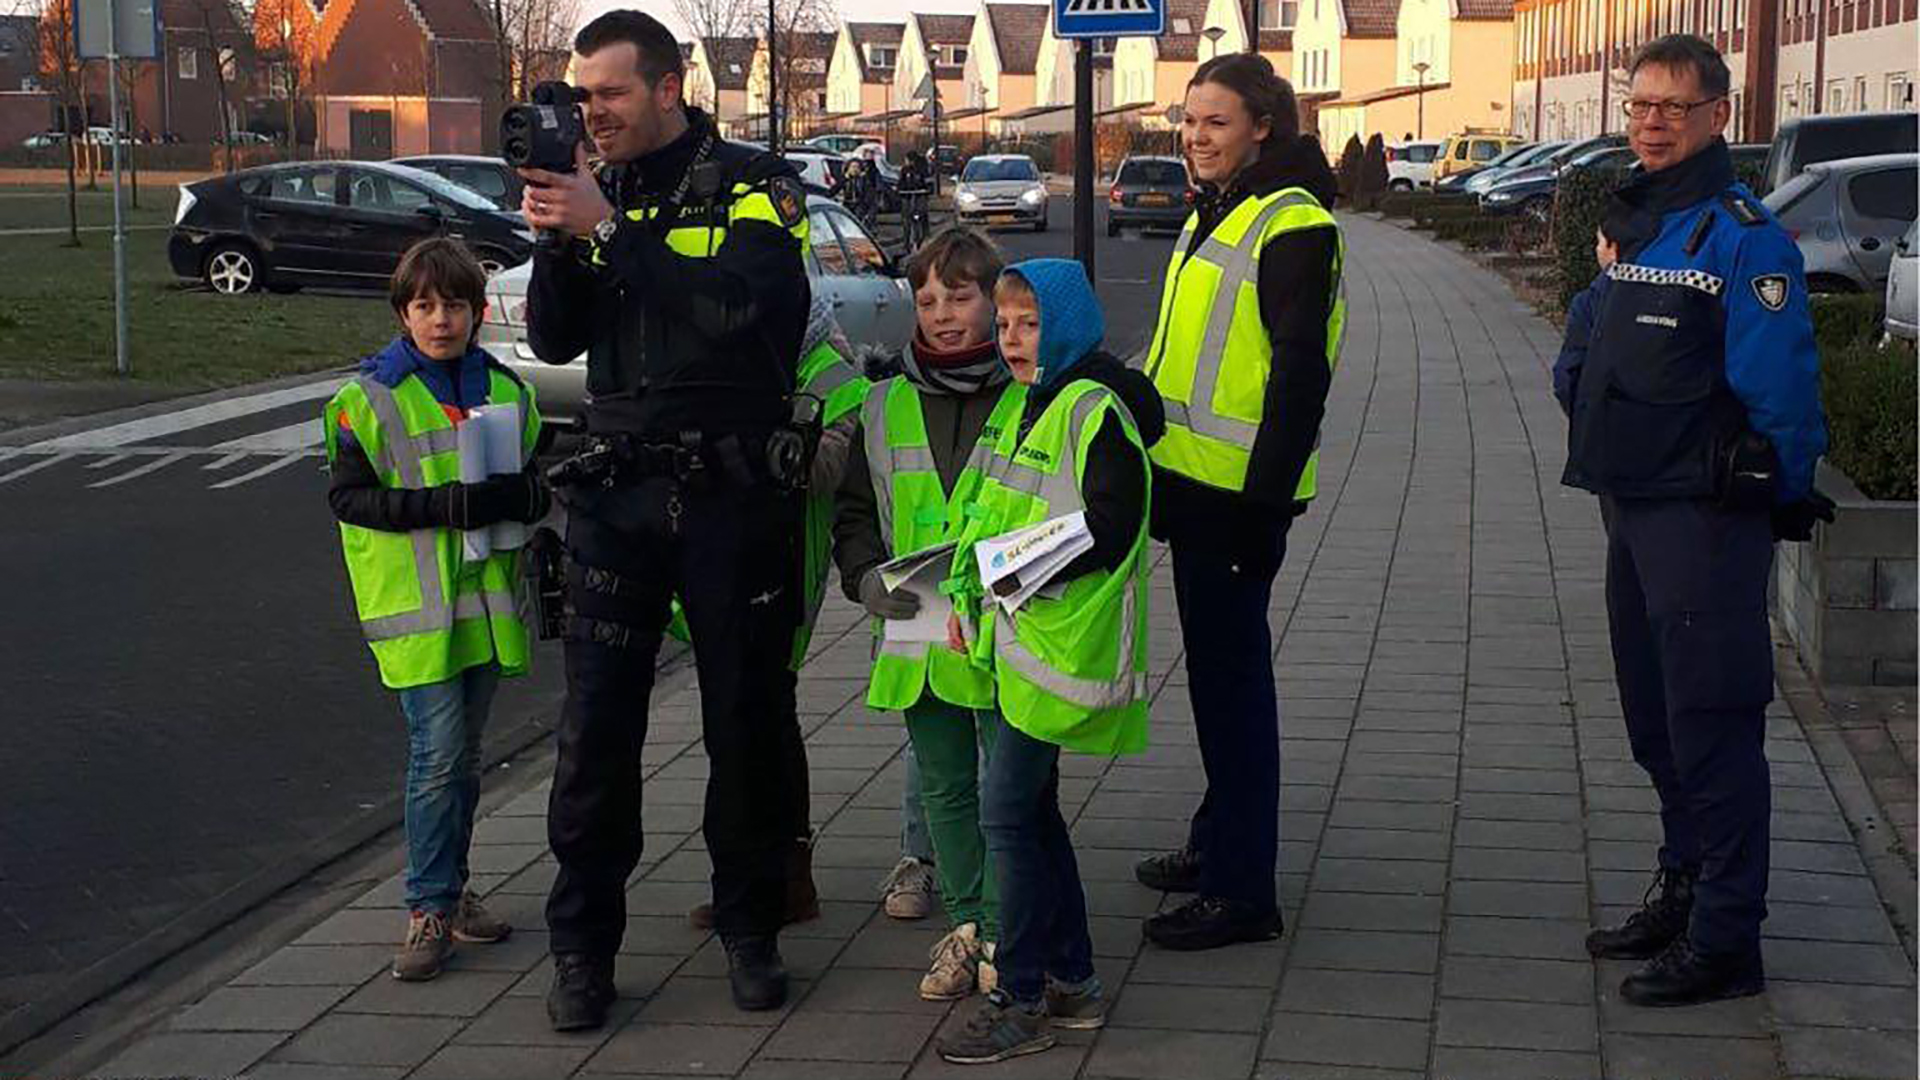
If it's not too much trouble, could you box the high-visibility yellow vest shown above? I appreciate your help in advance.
[592,179,810,265]
[323,369,541,690]
[1143,186,1344,496]
[955,379,1151,755]
[863,377,1029,711]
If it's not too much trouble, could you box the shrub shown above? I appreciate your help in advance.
[1812,293,1885,354]
[1552,164,1629,307]
[1337,135,1364,200]
[1821,337,1917,501]
[1358,134,1389,210]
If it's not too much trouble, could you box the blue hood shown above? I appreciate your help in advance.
[1002,258,1104,390]
[359,335,490,410]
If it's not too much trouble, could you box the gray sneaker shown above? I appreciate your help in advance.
[880,857,936,920]
[937,989,1056,1065]
[1044,974,1107,1030]
[392,910,453,982]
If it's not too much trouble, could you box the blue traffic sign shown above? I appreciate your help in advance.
[1053,0,1165,39]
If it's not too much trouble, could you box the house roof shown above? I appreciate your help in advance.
[409,0,496,40]
[1321,79,1452,106]
[1456,0,1514,19]
[775,31,836,91]
[915,12,975,46]
[848,21,904,83]
[1156,0,1219,61]
[985,4,1048,75]
[161,0,250,36]
[703,36,757,91]
[1341,0,1401,37]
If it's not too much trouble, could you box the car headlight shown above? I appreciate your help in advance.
[1485,190,1515,203]
[956,190,980,206]
[1020,186,1046,205]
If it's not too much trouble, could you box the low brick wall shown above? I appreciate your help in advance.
[1775,461,1919,686]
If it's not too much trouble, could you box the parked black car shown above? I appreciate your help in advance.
[1480,134,1630,218]
[1107,155,1192,236]
[391,154,524,212]
[1760,112,1919,194]
[168,161,534,295]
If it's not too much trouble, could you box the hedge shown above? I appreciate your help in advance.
[1810,294,1914,501]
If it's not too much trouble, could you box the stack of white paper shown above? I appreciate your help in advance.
[974,512,1091,614]
[875,541,958,643]
[457,402,528,561]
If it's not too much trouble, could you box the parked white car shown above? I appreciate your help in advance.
[1887,221,1917,341]
[784,150,847,192]
[1386,141,1442,190]
[480,193,913,429]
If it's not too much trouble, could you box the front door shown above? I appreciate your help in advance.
[349,109,394,160]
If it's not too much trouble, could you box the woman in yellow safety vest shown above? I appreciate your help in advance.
[1133,52,1347,952]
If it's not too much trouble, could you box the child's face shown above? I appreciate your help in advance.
[915,273,995,351]
[995,290,1041,385]
[401,288,479,361]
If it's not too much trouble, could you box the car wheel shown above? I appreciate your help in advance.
[1034,217,1048,233]
[1524,197,1552,224]
[1390,179,1413,192]
[204,243,261,294]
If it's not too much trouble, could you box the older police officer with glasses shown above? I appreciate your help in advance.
[1555,34,1831,1008]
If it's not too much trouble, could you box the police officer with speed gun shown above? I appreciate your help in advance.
[515,9,814,1030]
[1556,34,1831,1009]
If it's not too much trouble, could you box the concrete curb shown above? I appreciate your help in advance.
[1773,632,1919,962]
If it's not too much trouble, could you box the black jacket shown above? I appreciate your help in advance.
[1029,354,1165,577]
[1153,135,1341,529]
[525,108,810,436]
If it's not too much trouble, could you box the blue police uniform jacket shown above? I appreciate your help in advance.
[1561,140,1828,504]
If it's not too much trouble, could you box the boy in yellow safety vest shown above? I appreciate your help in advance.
[936,258,1164,1065]
[323,238,551,983]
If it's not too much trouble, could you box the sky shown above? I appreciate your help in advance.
[573,0,985,43]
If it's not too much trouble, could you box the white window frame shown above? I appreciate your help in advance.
[177,46,198,80]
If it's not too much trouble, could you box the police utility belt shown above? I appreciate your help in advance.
[547,427,813,492]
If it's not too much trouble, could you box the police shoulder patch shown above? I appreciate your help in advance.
[768,175,806,228]
[1720,192,1765,226]
[1752,273,1790,312]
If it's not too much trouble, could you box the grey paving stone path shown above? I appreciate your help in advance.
[83,215,1915,1080]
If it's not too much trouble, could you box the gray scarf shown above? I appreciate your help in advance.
[897,332,1009,397]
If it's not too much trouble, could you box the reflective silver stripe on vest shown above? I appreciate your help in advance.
[990,389,1108,513]
[1159,193,1314,447]
[863,384,952,558]
[361,589,518,640]
[804,359,859,400]
[993,583,1149,709]
[355,377,455,642]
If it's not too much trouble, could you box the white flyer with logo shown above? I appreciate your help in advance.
[974,512,1092,614]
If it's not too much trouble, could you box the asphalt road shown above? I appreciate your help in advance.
[0,195,1179,1055]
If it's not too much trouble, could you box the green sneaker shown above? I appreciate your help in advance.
[1044,974,1107,1030]
[937,989,1055,1065]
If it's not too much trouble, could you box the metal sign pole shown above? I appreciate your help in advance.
[107,0,129,377]
[1072,38,1093,280]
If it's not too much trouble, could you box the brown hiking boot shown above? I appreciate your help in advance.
[689,837,822,929]
[452,889,512,944]
[392,910,454,982]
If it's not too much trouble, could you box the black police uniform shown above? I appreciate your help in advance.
[1561,140,1828,998]
[526,106,813,956]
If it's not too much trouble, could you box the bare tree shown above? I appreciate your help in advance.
[674,0,754,50]
[766,0,836,141]
[254,0,318,156]
[33,0,85,243]
[490,0,579,102]
[179,0,238,169]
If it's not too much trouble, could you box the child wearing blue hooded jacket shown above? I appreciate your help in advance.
[936,259,1165,1065]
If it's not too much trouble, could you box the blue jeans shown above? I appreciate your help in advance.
[979,712,1094,1004]
[397,664,500,916]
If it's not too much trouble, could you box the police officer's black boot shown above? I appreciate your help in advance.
[1586,867,1695,960]
[1620,935,1765,1007]
[546,952,616,1032]
[1134,845,1203,893]
[724,933,790,1011]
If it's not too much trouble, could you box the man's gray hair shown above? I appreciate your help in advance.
[1629,34,1732,99]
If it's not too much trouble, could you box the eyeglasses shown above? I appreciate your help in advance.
[1622,97,1722,120]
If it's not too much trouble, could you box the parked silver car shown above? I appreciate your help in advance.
[1887,222,1917,341]
[480,193,914,428]
[1764,153,1918,294]
[954,154,1049,232]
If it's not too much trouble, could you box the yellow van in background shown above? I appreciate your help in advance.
[1434,130,1525,180]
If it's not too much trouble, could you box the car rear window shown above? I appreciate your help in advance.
[267,170,333,203]
[448,164,508,202]
[1849,167,1918,222]
[1119,160,1186,185]
[1800,116,1919,171]
[1764,170,1825,216]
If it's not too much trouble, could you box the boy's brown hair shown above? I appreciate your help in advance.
[905,226,1004,294]
[390,237,489,318]
[992,270,1036,306]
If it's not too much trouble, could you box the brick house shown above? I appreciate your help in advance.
[308,0,503,157]
[74,0,258,143]
[687,35,756,135]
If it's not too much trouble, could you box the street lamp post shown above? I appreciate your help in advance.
[1412,60,1430,139]
[1202,25,1226,61]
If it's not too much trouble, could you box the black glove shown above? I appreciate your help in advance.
[449,471,551,529]
[1771,489,1837,543]
[1230,499,1295,577]
[858,568,921,620]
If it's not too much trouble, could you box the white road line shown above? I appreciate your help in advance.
[89,451,188,488]
[30,379,342,451]
[0,452,75,484]
[210,454,309,489]
[211,420,322,453]
[85,452,133,470]
[203,452,251,471]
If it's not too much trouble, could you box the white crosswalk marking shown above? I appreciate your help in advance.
[89,452,189,489]
[0,452,74,484]
[212,420,322,453]
[28,378,340,451]
[210,454,310,489]
[203,452,251,471]
[85,452,133,470]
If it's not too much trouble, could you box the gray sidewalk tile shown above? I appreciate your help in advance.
[582,1021,771,1075]
[231,945,391,987]
[1311,856,1449,894]
[274,1014,463,1068]
[1287,930,1440,975]
[1450,847,1587,882]
[97,1032,285,1078]
[1299,892,1446,933]
[335,969,516,1018]
[1086,1027,1260,1080]
[1768,981,1920,1030]
[1434,997,1599,1052]
[1274,968,1434,1020]
[1778,1025,1920,1080]
[749,1062,906,1080]
[1105,982,1270,1033]
[638,974,807,1026]
[1602,1033,1780,1080]
[759,1008,944,1062]
[1319,827,1452,862]
[410,1043,597,1080]
[1445,916,1591,961]
[1262,1012,1430,1071]
[1439,956,1594,1005]
[1256,1063,1424,1080]
[1447,880,1588,919]
[1594,981,1773,1038]
[1428,1046,1603,1080]
[241,1064,409,1080]
[1764,940,1918,986]
[172,985,355,1032]
[1129,940,1288,986]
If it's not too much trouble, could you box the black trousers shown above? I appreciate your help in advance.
[546,476,804,955]
[1603,495,1774,959]
[1167,512,1292,914]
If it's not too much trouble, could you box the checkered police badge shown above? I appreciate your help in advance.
[1752,274,1790,312]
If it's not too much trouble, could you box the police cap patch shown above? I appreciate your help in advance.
[769,176,805,228]
[1752,273,1790,312]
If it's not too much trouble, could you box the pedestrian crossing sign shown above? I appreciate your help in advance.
[1053,0,1165,39]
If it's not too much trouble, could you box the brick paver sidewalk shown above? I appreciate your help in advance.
[87,215,1916,1080]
